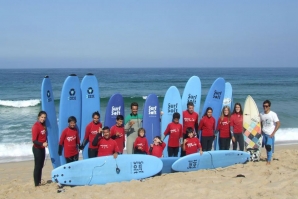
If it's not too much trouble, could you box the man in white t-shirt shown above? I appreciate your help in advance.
[260,100,280,165]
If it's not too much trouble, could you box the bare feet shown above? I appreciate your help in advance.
[266,161,271,165]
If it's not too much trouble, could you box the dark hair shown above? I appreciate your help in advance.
[92,111,100,118]
[131,102,138,109]
[138,128,146,137]
[172,112,180,120]
[154,136,161,140]
[68,116,77,123]
[116,115,124,120]
[102,126,110,131]
[263,100,271,107]
[38,111,47,130]
[187,101,194,107]
[204,107,213,116]
[186,127,194,136]
[232,103,243,115]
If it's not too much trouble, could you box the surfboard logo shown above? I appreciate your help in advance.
[213,90,222,100]
[86,87,94,98]
[187,159,198,169]
[223,98,231,105]
[187,94,197,104]
[111,106,121,116]
[46,90,52,102]
[168,103,178,113]
[148,106,157,116]
[132,161,144,174]
[68,88,76,100]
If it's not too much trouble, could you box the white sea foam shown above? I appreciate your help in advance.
[0,99,40,108]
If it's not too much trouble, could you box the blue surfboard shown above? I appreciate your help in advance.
[80,73,100,159]
[143,94,161,145]
[58,74,82,165]
[162,86,182,157]
[216,82,233,150]
[182,76,201,114]
[199,78,225,150]
[171,150,250,172]
[52,154,163,186]
[160,157,179,174]
[104,93,125,128]
[41,76,61,168]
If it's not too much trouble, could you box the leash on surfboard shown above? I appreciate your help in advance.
[88,160,106,185]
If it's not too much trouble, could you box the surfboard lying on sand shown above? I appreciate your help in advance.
[58,74,82,165]
[162,86,182,157]
[243,95,262,161]
[171,150,250,172]
[52,154,163,186]
[143,93,161,146]
[80,73,100,159]
[41,76,60,168]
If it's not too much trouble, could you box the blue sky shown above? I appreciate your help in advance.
[0,1,297,68]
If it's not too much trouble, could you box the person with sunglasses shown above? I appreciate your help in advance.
[260,100,280,165]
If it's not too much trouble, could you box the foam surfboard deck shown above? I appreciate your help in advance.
[171,150,250,172]
[143,93,161,145]
[243,95,262,152]
[52,154,163,186]
[199,78,225,150]
[160,157,179,174]
[58,74,82,165]
[80,73,100,159]
[41,76,61,168]
[104,93,125,128]
[162,86,182,157]
[182,76,201,114]
[216,82,233,150]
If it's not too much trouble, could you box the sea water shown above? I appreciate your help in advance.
[0,67,297,163]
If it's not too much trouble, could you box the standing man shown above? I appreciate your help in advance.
[181,102,199,157]
[260,100,280,165]
[125,102,143,154]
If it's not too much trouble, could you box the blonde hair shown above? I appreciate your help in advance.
[220,106,231,122]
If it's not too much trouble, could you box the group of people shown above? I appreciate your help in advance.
[31,100,280,186]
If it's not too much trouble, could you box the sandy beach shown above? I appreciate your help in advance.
[1,144,297,199]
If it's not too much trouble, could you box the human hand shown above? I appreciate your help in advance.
[113,152,118,159]
[232,137,235,142]
[150,144,153,147]
[129,120,135,126]
[43,142,48,147]
[98,127,102,133]
[199,150,203,156]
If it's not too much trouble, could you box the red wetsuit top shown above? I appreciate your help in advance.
[134,136,149,154]
[230,113,243,134]
[84,121,102,149]
[198,116,216,137]
[150,142,166,158]
[93,137,120,157]
[163,122,183,147]
[110,125,125,153]
[59,127,80,158]
[184,137,202,155]
[217,116,231,138]
[183,110,199,134]
[32,122,47,149]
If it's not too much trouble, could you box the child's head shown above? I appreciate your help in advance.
[116,115,124,126]
[153,136,161,145]
[138,128,146,137]
[204,107,213,117]
[186,127,194,138]
[172,112,180,123]
[92,111,100,123]
[68,116,77,129]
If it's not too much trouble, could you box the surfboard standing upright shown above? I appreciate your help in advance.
[162,86,182,157]
[143,93,161,146]
[243,95,262,161]
[182,76,201,114]
[41,76,61,168]
[104,93,125,128]
[80,73,100,159]
[58,74,82,165]
[199,78,225,150]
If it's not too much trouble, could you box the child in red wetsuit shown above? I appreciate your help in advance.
[80,111,102,158]
[198,107,216,151]
[183,127,203,155]
[149,136,166,158]
[110,115,125,154]
[230,103,244,151]
[216,106,231,150]
[92,126,120,158]
[133,128,149,154]
[163,112,183,157]
[58,116,80,163]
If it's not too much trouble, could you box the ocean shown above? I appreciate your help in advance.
[0,67,297,163]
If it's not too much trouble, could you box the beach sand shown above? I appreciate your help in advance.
[1,144,297,199]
